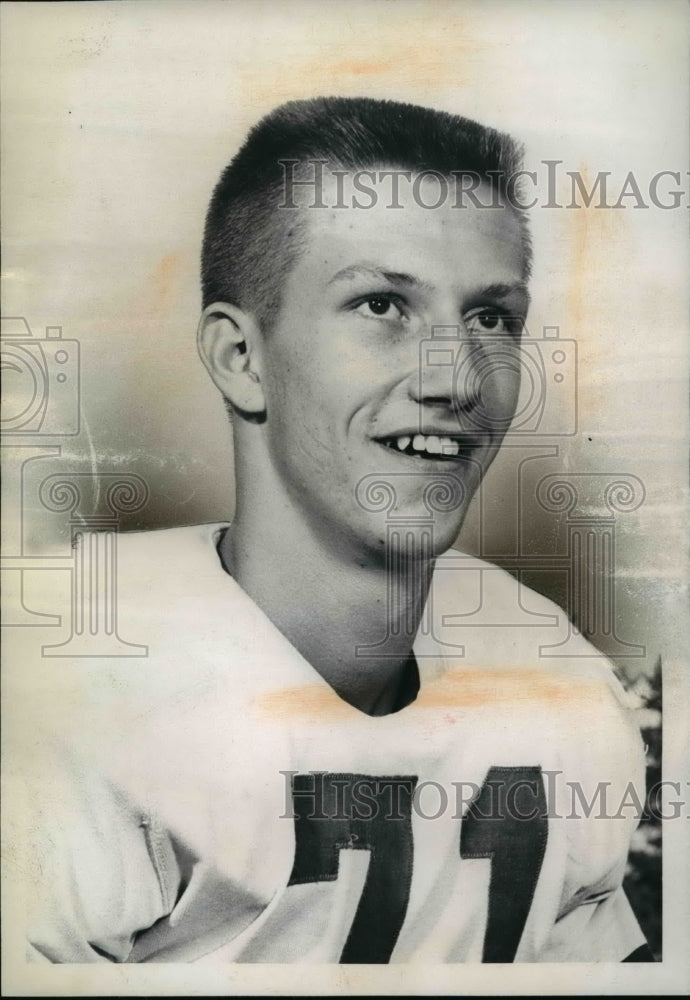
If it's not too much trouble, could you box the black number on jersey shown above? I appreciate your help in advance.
[460,765,548,962]
[288,767,547,963]
[288,773,417,963]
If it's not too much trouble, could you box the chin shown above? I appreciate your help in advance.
[356,507,468,566]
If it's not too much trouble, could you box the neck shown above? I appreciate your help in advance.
[221,492,432,716]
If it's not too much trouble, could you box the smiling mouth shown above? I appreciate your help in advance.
[375,433,484,461]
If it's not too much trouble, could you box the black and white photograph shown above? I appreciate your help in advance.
[2,1,688,995]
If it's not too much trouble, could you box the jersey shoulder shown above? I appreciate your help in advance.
[430,547,639,706]
[426,549,646,782]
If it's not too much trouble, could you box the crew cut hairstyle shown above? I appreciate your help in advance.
[202,96,531,331]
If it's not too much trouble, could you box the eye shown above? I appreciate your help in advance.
[464,310,524,338]
[354,294,407,320]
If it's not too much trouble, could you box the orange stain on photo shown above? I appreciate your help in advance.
[256,683,355,721]
[152,251,183,310]
[415,667,597,710]
[242,23,477,118]
[565,165,628,361]
[256,667,599,720]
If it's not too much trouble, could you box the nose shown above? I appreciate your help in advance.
[409,323,481,414]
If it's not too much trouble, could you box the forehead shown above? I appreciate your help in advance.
[288,169,526,290]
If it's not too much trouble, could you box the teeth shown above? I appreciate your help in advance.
[384,433,470,457]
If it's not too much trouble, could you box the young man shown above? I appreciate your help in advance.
[21,97,650,963]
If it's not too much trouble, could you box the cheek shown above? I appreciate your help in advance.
[262,341,318,420]
[473,353,522,423]
[502,366,522,410]
[263,358,344,473]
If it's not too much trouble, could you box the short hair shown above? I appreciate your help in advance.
[202,96,530,330]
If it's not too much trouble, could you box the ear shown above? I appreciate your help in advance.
[197,302,265,415]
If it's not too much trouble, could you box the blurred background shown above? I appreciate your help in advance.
[3,0,689,961]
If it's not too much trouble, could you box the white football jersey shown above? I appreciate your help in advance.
[9,524,647,963]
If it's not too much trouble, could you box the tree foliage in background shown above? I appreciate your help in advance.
[623,656,662,961]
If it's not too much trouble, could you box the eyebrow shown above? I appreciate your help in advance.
[328,265,529,308]
[470,281,531,312]
[478,281,530,300]
[328,264,434,292]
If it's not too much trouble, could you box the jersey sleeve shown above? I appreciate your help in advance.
[537,880,646,962]
[537,655,650,962]
[22,737,173,963]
